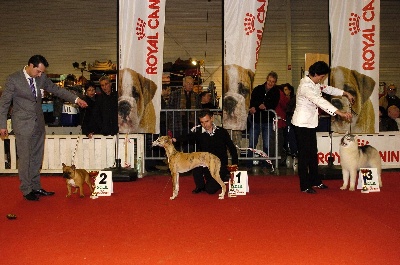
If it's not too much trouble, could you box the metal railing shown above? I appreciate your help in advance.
[145,108,281,174]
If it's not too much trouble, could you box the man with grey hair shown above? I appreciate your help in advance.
[247,71,280,172]
[94,75,118,136]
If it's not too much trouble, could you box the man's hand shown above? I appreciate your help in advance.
[0,128,9,140]
[76,98,88,108]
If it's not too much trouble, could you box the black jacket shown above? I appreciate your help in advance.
[177,125,239,167]
[249,83,280,123]
[94,91,118,136]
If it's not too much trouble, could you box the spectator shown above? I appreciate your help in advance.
[94,75,118,136]
[387,105,400,129]
[274,85,290,166]
[81,81,100,138]
[284,83,298,158]
[199,91,217,109]
[247,71,280,171]
[173,109,238,194]
[379,83,400,110]
[379,106,398,132]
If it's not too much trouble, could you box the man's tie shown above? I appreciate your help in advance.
[28,77,37,100]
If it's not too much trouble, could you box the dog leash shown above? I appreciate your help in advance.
[161,176,171,197]
[70,100,87,165]
[71,135,81,165]
[349,105,358,134]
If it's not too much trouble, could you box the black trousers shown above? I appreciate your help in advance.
[193,166,229,194]
[293,126,322,190]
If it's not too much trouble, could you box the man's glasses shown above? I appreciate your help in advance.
[388,88,396,91]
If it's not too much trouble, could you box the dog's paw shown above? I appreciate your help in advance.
[80,195,85,198]
[339,186,347,190]
[218,194,225,199]
[349,187,355,191]
[169,196,176,200]
[66,194,71,197]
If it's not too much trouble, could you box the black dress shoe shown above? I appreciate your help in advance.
[302,188,317,194]
[24,191,39,201]
[313,183,328,189]
[33,189,55,196]
[192,187,205,194]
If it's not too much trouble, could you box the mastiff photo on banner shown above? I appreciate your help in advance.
[329,0,380,133]
[118,0,166,134]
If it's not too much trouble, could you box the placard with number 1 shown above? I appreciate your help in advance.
[229,171,249,195]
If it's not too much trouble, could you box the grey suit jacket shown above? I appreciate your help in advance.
[0,70,78,136]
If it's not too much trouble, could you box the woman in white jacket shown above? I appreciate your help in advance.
[292,61,354,194]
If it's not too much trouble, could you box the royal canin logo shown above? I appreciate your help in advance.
[136,18,146,40]
[244,13,255,35]
[348,12,361,35]
[357,138,370,146]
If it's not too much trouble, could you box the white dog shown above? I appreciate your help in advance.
[339,133,382,191]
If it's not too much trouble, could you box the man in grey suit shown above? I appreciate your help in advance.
[0,55,88,201]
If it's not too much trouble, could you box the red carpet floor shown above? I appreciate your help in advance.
[0,172,399,265]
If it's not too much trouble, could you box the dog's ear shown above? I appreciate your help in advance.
[62,163,66,167]
[137,72,157,104]
[349,69,376,103]
[71,165,76,170]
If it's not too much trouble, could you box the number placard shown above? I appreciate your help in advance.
[228,171,249,196]
[357,168,380,193]
[93,171,114,196]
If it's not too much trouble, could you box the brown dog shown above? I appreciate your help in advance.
[223,64,254,131]
[62,163,93,198]
[152,136,225,200]
[118,68,157,133]
[330,66,376,133]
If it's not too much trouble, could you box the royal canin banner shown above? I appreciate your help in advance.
[223,0,269,130]
[317,132,400,168]
[329,0,380,134]
[118,0,165,134]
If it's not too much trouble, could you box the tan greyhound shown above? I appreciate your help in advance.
[152,136,225,200]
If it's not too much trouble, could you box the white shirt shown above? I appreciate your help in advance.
[292,76,344,128]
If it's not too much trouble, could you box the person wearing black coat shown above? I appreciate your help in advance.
[81,81,100,137]
[247,71,281,169]
[174,109,238,194]
[94,76,118,136]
